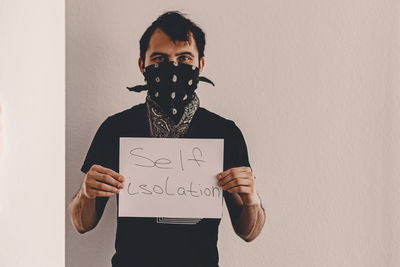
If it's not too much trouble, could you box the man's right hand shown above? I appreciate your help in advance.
[81,164,125,199]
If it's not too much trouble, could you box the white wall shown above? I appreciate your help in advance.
[65,0,400,267]
[0,0,65,266]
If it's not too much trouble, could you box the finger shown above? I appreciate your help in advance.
[226,185,253,194]
[217,168,233,180]
[88,186,116,197]
[230,168,254,180]
[218,172,249,184]
[217,170,232,184]
[218,174,248,187]
[217,171,253,186]
[217,167,250,180]
[221,177,253,188]
[92,171,124,189]
[221,178,253,190]
[93,164,125,182]
[88,180,120,194]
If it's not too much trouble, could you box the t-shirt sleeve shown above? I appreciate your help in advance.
[80,117,117,174]
[224,121,253,172]
[223,121,255,206]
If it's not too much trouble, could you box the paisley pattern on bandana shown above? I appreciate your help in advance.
[145,91,199,138]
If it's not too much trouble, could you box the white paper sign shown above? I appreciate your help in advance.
[118,137,224,218]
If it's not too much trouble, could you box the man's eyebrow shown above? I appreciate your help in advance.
[175,52,194,57]
[149,51,195,58]
[150,52,168,58]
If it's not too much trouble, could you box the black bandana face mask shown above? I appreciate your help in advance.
[127,61,214,123]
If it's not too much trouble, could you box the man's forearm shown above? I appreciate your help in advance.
[68,187,97,234]
[234,196,266,242]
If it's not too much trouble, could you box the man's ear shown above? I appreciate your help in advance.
[138,57,144,74]
[199,56,205,74]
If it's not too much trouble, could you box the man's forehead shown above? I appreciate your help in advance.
[147,28,198,55]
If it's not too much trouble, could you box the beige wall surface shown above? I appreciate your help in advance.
[66,1,400,267]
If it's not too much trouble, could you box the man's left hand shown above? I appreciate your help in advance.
[216,167,260,206]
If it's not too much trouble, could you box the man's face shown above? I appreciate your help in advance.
[139,27,204,74]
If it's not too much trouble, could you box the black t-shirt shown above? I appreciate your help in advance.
[80,103,252,267]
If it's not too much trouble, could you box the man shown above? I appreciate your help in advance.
[68,11,266,267]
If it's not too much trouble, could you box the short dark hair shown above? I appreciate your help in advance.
[139,11,206,65]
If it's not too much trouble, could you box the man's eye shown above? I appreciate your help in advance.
[178,56,192,62]
[153,56,166,62]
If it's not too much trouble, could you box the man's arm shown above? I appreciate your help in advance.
[68,164,124,234]
[224,190,266,242]
[219,121,266,241]
[217,167,266,242]
[68,187,99,234]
